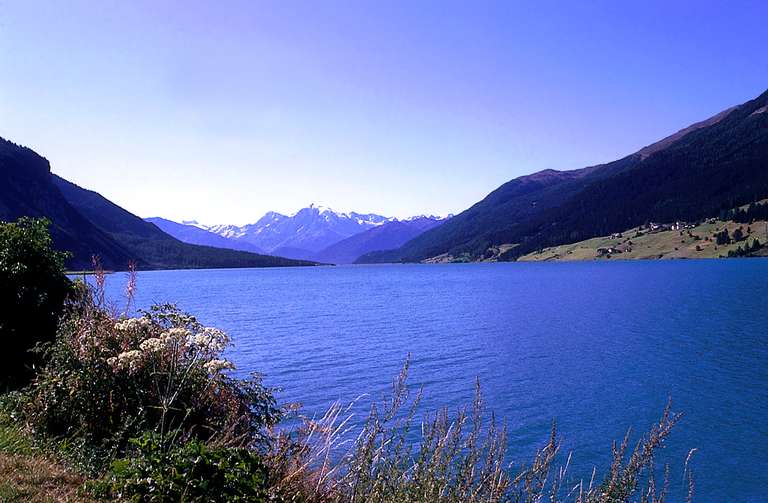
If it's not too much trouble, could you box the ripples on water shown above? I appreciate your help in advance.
[98,260,768,502]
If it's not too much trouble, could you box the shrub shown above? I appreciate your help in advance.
[91,432,272,502]
[714,229,730,245]
[24,290,281,470]
[0,218,72,389]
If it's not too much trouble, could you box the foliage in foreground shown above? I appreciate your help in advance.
[90,432,271,502]
[0,217,72,390]
[24,279,281,473]
[0,403,90,502]
[17,289,693,501]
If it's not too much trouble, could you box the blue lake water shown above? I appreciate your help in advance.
[95,260,768,501]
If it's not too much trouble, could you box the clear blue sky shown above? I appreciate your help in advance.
[1,1,766,224]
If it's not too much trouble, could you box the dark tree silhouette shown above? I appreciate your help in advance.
[0,218,73,389]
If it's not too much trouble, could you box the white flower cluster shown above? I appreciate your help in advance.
[167,327,192,340]
[107,349,142,373]
[105,318,233,377]
[114,317,151,332]
[137,327,192,354]
[204,358,236,374]
[138,337,165,353]
[188,327,230,355]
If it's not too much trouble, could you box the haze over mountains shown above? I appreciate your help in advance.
[0,133,447,268]
[149,208,450,263]
[206,205,393,260]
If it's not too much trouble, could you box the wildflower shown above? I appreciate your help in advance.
[114,317,151,332]
[162,327,191,343]
[138,337,165,353]
[191,327,230,354]
[116,350,142,373]
[204,358,236,374]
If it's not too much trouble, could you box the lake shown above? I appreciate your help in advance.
[94,260,768,501]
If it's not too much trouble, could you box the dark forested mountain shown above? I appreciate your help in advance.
[52,176,317,269]
[0,137,316,270]
[313,216,447,264]
[0,138,136,269]
[145,217,265,254]
[361,89,768,263]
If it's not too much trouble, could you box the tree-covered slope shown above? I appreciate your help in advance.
[52,175,318,270]
[361,89,768,263]
[0,138,135,269]
[0,137,317,270]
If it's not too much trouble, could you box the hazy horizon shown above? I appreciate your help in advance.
[2,1,767,225]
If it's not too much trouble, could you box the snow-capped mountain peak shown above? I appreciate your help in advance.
[148,206,447,263]
[179,205,445,261]
[199,205,393,256]
[401,214,453,222]
[180,219,211,230]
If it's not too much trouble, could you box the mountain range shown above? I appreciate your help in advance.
[204,205,392,258]
[3,88,767,269]
[0,137,317,270]
[145,217,266,254]
[149,209,449,264]
[359,88,768,263]
[317,216,446,264]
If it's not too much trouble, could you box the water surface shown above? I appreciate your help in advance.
[97,260,768,501]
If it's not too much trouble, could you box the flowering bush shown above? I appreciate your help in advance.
[24,294,281,466]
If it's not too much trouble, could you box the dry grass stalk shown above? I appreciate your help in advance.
[0,452,92,502]
[267,359,692,503]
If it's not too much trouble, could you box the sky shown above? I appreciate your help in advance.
[1,1,767,225]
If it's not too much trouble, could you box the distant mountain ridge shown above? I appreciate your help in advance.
[0,137,317,270]
[316,216,448,264]
[360,88,768,263]
[151,210,450,263]
[145,217,265,254]
[200,204,392,259]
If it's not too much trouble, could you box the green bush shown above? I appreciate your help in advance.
[24,294,281,471]
[91,432,272,502]
[0,218,72,389]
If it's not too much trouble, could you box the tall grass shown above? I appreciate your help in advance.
[268,358,693,502]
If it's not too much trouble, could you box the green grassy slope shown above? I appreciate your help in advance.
[516,219,767,262]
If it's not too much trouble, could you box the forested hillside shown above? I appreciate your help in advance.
[0,137,317,270]
[360,89,768,263]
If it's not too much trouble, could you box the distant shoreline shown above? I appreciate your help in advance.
[66,270,115,276]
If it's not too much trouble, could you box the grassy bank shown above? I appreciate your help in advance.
[518,218,768,262]
[0,418,90,502]
[421,200,768,264]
